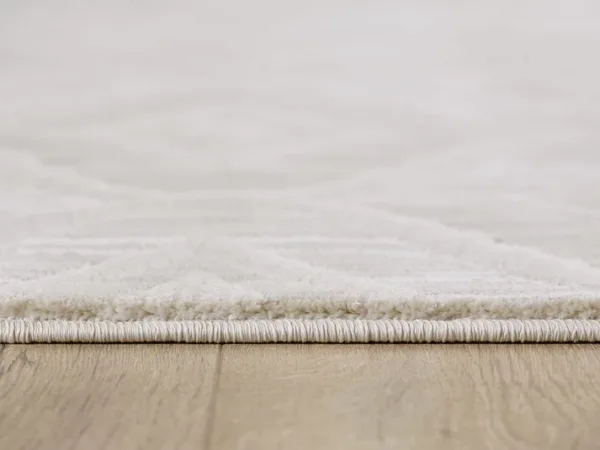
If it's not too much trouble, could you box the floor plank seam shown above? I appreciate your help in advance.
[204,345,223,450]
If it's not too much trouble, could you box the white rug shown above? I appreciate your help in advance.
[1,0,600,342]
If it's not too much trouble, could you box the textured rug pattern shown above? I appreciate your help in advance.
[1,1,600,341]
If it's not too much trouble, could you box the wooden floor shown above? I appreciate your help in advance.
[0,344,599,450]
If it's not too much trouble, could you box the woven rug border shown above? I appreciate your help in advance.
[1,319,600,343]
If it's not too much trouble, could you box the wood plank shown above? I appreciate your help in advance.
[0,344,220,450]
[210,344,600,450]
[2,344,599,450]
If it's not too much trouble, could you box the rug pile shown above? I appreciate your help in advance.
[1,0,599,342]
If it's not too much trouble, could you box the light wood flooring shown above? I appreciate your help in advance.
[0,344,599,450]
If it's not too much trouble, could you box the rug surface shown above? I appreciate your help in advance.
[2,0,600,342]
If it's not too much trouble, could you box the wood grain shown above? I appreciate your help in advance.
[210,344,600,450]
[0,344,220,450]
[1,344,600,450]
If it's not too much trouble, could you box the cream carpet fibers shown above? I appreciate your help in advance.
[1,0,600,342]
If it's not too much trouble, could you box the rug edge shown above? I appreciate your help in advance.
[1,318,600,343]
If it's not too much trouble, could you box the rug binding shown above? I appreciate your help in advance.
[1,319,600,343]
